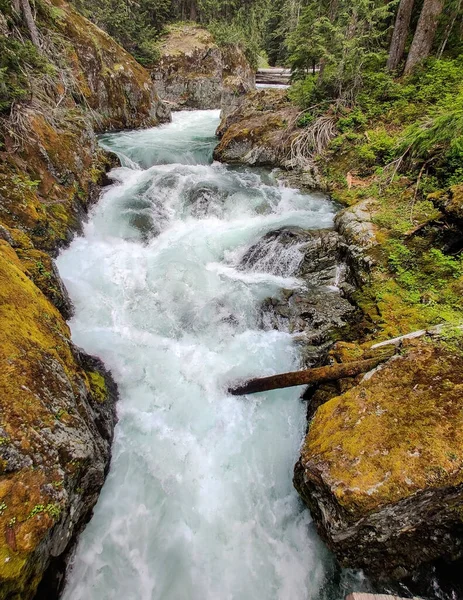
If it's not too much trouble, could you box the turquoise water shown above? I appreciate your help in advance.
[58,110,345,600]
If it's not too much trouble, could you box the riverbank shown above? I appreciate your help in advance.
[0,1,170,596]
[213,76,463,594]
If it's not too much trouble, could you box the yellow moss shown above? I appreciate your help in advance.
[0,243,82,585]
[0,545,27,581]
[302,339,463,517]
[87,371,108,403]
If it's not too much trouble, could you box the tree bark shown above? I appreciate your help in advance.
[228,357,388,396]
[19,0,41,49]
[404,0,444,75]
[387,0,415,71]
[189,0,197,21]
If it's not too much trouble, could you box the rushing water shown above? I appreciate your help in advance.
[57,110,349,600]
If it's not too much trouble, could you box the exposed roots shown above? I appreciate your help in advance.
[289,113,338,169]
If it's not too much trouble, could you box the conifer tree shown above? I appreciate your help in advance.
[404,0,445,73]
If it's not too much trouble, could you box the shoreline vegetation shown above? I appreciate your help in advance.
[1,0,462,597]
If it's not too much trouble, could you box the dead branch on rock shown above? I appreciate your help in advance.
[370,324,463,349]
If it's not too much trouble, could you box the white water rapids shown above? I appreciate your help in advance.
[57,110,353,600]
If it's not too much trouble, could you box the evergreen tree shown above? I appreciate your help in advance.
[387,0,415,71]
[404,0,445,73]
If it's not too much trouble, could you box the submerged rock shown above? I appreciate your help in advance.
[151,24,255,112]
[294,338,463,581]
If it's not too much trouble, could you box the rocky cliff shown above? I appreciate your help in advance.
[0,1,169,597]
[151,24,255,112]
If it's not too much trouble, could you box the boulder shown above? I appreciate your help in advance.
[294,337,463,580]
[214,88,298,167]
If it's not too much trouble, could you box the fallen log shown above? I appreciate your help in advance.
[228,356,388,396]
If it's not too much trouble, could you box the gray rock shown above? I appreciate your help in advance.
[151,25,255,111]
[240,227,356,367]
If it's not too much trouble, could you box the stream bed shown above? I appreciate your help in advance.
[57,110,358,600]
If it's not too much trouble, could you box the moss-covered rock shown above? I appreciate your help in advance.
[0,242,117,599]
[294,337,463,580]
[151,24,254,111]
[214,88,298,167]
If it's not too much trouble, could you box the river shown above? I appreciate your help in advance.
[57,110,357,600]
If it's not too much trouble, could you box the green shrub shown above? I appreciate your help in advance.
[337,109,367,132]
[288,75,317,109]
[0,36,50,113]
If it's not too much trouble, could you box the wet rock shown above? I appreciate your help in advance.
[151,25,254,111]
[241,228,356,367]
[214,89,298,168]
[294,338,463,581]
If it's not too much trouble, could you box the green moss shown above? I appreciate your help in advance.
[303,339,463,517]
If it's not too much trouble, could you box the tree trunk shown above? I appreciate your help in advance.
[189,0,197,21]
[228,357,388,396]
[19,0,41,49]
[387,0,415,71]
[404,0,444,74]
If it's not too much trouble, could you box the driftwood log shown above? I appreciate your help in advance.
[228,356,387,396]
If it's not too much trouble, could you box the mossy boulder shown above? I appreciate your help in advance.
[429,184,463,222]
[214,88,298,167]
[0,242,117,599]
[151,24,254,111]
[294,338,463,580]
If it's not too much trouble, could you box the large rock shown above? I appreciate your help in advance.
[240,227,356,366]
[214,88,298,167]
[151,24,255,111]
[0,242,117,599]
[294,338,463,581]
[0,1,168,596]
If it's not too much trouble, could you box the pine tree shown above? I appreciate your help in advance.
[387,0,415,71]
[404,0,445,74]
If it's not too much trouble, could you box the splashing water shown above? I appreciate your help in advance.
[57,110,344,600]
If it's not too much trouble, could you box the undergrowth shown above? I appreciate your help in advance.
[308,57,463,339]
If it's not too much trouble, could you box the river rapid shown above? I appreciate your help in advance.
[57,110,356,600]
